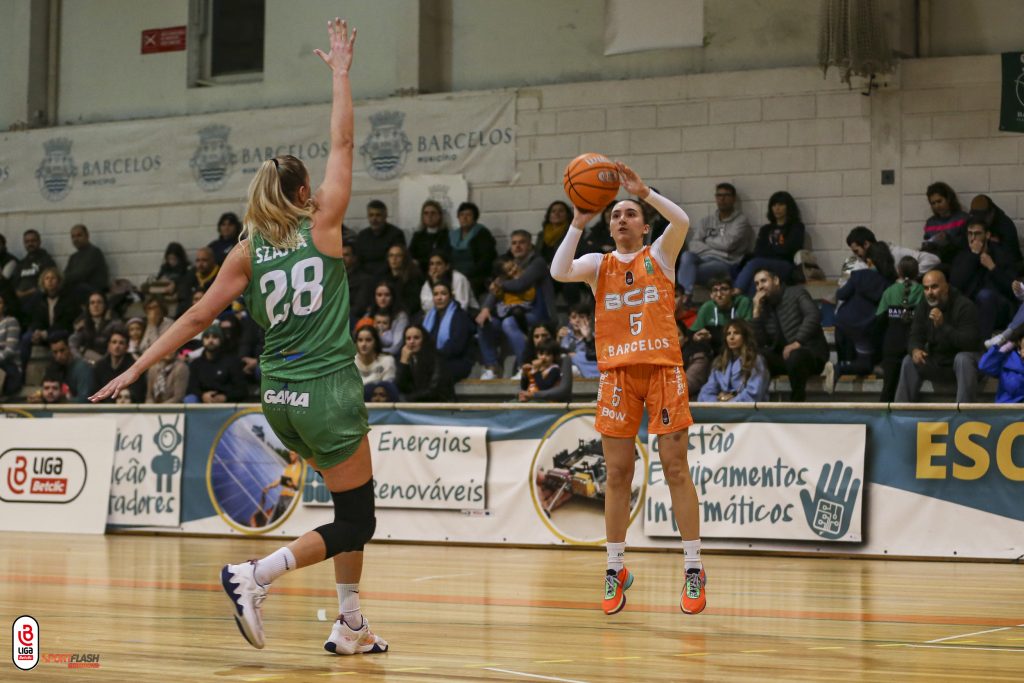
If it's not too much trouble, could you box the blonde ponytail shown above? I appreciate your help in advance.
[242,156,314,250]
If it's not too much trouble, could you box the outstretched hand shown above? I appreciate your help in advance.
[615,161,649,199]
[314,17,356,73]
[89,366,142,403]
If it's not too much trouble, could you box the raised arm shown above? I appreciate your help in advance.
[616,163,690,271]
[312,18,357,242]
[89,245,253,402]
[550,209,601,287]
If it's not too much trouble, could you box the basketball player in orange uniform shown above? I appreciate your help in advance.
[551,163,706,615]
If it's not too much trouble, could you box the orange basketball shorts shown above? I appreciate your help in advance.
[594,364,694,438]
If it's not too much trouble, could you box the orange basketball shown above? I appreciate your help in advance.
[563,153,620,212]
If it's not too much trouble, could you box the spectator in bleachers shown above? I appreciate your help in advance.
[409,199,450,273]
[38,374,66,404]
[895,268,981,403]
[177,246,219,313]
[384,244,423,316]
[419,249,478,314]
[678,183,752,303]
[518,340,570,402]
[13,229,56,308]
[396,323,454,402]
[126,317,145,357]
[734,191,806,295]
[69,291,121,362]
[0,234,20,323]
[342,243,374,329]
[577,201,617,256]
[831,242,897,382]
[537,200,587,307]
[877,256,924,402]
[839,225,940,288]
[970,194,1021,259]
[698,320,768,403]
[142,242,189,314]
[950,217,1018,338]
[450,201,498,297]
[20,267,78,368]
[354,325,397,400]
[184,324,247,404]
[677,322,713,398]
[367,281,408,356]
[355,199,406,281]
[208,212,242,265]
[535,201,573,264]
[978,332,1024,404]
[233,302,264,382]
[476,230,555,379]
[146,347,189,404]
[421,280,475,382]
[63,224,110,306]
[91,329,145,404]
[0,291,23,397]
[38,332,93,403]
[139,297,174,353]
[522,322,554,368]
[558,301,599,379]
[921,181,969,264]
[690,275,753,357]
[751,268,828,402]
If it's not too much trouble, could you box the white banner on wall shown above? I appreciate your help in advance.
[311,424,488,510]
[645,423,866,541]
[398,174,468,235]
[107,414,184,526]
[0,418,116,534]
[605,0,704,55]
[0,92,515,213]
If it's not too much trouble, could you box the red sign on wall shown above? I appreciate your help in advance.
[141,26,187,54]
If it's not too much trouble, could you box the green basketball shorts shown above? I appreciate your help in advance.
[261,363,369,470]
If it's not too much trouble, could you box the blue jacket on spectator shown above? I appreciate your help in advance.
[697,356,769,403]
[978,344,1024,403]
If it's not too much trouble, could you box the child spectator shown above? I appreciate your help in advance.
[367,281,409,356]
[832,242,897,381]
[978,333,1024,403]
[558,301,599,378]
[876,256,924,402]
[519,340,571,402]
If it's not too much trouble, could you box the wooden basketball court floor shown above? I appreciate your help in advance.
[2,532,1022,682]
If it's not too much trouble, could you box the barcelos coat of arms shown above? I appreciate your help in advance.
[35,137,77,202]
[190,124,237,192]
[359,110,411,180]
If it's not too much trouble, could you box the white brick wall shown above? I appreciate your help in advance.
[2,55,1020,287]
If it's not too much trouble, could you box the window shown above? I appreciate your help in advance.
[189,0,265,86]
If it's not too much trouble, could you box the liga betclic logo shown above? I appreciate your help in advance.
[12,616,38,671]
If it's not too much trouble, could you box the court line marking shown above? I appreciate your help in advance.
[484,668,589,683]
[741,649,778,654]
[674,652,709,657]
[2,572,1021,628]
[808,646,844,650]
[927,626,1012,643]
[534,659,574,664]
[908,644,1024,654]
[412,572,476,582]
[315,673,356,677]
[603,656,641,660]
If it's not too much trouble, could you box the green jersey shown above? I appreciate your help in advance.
[246,219,355,381]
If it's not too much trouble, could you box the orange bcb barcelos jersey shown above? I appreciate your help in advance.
[594,246,681,370]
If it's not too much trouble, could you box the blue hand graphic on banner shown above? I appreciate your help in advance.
[800,460,861,540]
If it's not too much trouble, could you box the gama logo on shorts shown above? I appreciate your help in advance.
[12,615,39,670]
[0,449,87,504]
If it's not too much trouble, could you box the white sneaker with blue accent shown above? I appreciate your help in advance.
[221,561,268,649]
[324,616,389,655]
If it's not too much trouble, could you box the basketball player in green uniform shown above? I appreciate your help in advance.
[91,18,385,655]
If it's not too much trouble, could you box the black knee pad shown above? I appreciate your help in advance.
[314,479,376,558]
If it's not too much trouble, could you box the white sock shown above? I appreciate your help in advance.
[606,541,626,572]
[337,583,362,628]
[683,539,702,572]
[254,547,296,586]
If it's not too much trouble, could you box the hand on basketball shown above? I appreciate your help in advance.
[89,366,142,403]
[571,208,598,228]
[314,17,356,73]
[615,162,649,199]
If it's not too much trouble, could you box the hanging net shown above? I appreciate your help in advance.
[818,0,896,84]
